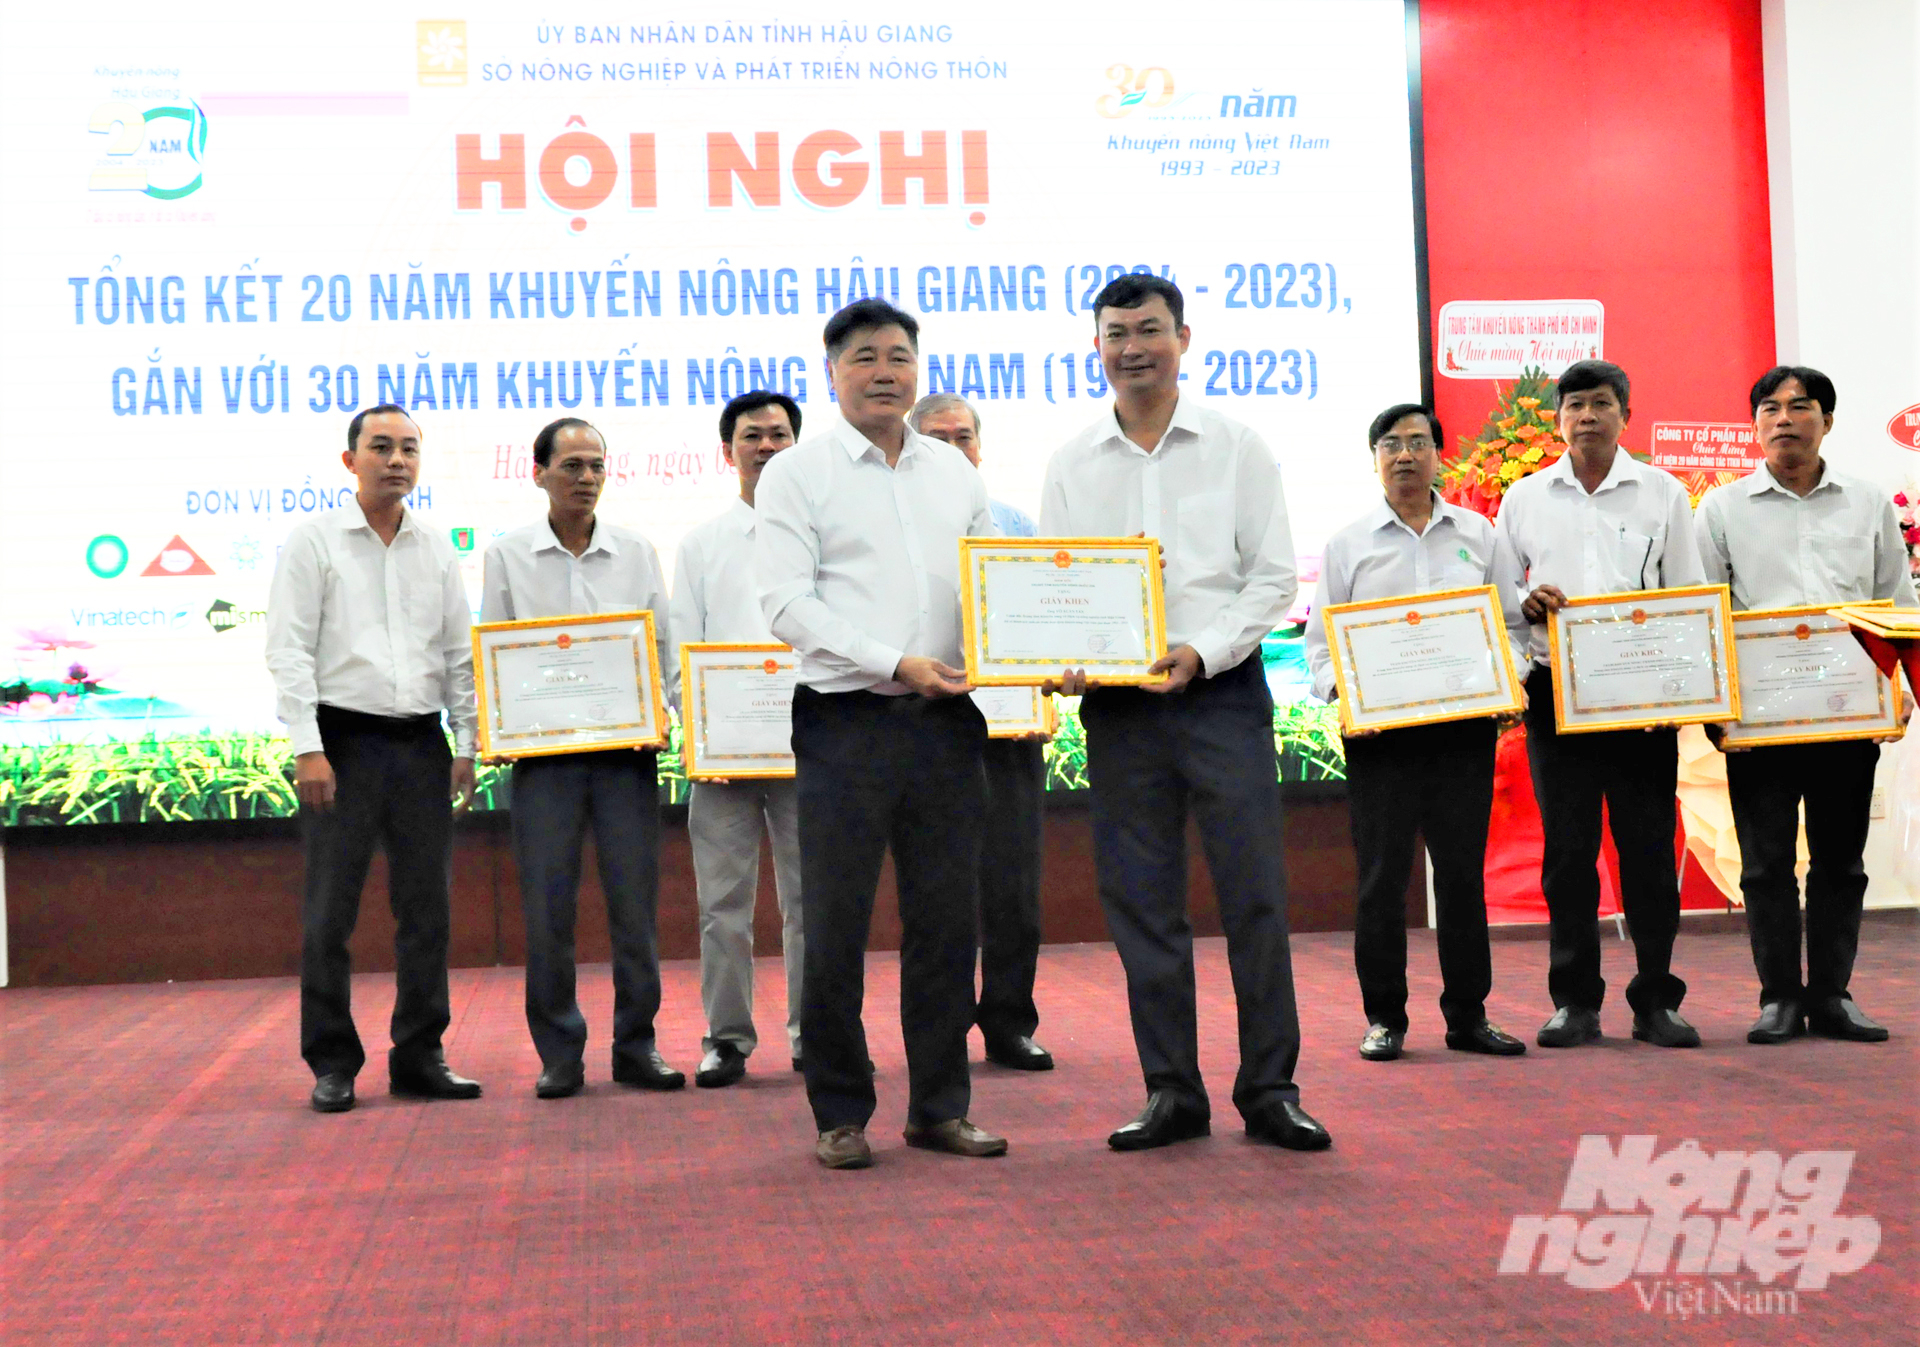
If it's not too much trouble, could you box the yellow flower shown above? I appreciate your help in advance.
[1497,460,1524,482]
[1522,447,1544,463]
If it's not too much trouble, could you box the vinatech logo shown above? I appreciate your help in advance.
[1498,1135,1880,1319]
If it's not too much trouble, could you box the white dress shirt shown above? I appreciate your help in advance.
[1694,462,1919,611]
[672,498,773,647]
[1491,449,1707,664]
[265,498,477,757]
[479,515,677,703]
[754,419,993,694]
[1304,492,1523,701]
[1039,396,1297,677]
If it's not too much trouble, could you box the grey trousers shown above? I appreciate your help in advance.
[688,779,804,1056]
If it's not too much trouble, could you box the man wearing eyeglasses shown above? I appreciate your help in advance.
[1490,360,1707,1050]
[480,417,684,1099]
[1305,403,1528,1063]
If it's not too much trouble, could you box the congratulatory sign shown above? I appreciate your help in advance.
[0,0,1421,823]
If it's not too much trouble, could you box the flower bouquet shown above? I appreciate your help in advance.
[1437,367,1566,520]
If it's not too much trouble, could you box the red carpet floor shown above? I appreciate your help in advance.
[4,921,1915,1345]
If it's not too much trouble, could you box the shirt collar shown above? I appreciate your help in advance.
[1096,394,1202,455]
[1544,447,1639,496]
[1368,490,1454,536]
[533,516,617,557]
[1746,460,1839,498]
[336,496,419,537]
[834,418,930,467]
[727,496,757,533]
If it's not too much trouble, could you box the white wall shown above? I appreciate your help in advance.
[1764,0,1920,906]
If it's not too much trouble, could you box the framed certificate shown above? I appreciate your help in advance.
[970,684,1058,739]
[958,537,1168,686]
[679,642,800,779]
[473,610,667,758]
[1724,604,1904,747]
[1321,585,1524,734]
[1548,585,1740,733]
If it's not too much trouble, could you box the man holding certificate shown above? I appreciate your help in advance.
[1305,404,1528,1063]
[266,404,482,1113]
[910,392,1056,1073]
[1695,366,1917,1045]
[671,390,807,1087]
[480,416,684,1100]
[755,299,1007,1170]
[1490,360,1707,1050]
[1040,275,1330,1154]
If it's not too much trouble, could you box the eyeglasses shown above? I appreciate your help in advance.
[1374,437,1436,455]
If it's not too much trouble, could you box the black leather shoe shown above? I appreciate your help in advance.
[1807,997,1889,1042]
[1358,1024,1403,1061]
[535,1060,586,1099]
[984,1034,1055,1071]
[1537,1007,1602,1048]
[1446,1021,1527,1056]
[1245,1101,1333,1151]
[1747,1000,1804,1045]
[310,1072,355,1113]
[1107,1091,1210,1151]
[1632,1008,1702,1048]
[695,1042,748,1088]
[612,1047,686,1090]
[389,1050,482,1099]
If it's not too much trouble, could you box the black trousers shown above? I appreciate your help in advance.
[299,704,454,1080]
[1725,740,1879,1007]
[977,737,1045,1042]
[510,750,662,1070]
[1523,665,1686,1015]
[1080,653,1302,1120]
[1343,717,1497,1034]
[793,686,986,1131]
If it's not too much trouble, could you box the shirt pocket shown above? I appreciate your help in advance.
[1810,531,1875,594]
[1175,491,1234,575]
[1612,528,1663,589]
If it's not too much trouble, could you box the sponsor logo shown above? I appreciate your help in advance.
[1498,1135,1880,1318]
[1888,403,1920,451]
[140,535,215,577]
[85,534,129,579]
[67,606,192,631]
[205,599,265,634]
[229,536,265,572]
[450,526,475,552]
[419,20,469,87]
[88,101,207,199]
[1096,65,1178,119]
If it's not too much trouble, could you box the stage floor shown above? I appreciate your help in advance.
[5,921,1914,1345]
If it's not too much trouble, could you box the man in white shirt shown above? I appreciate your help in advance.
[1041,275,1330,1154]
[755,299,1008,1170]
[908,392,1055,1073]
[1305,403,1528,1063]
[1490,360,1706,1050]
[480,417,684,1098]
[264,404,482,1113]
[1695,366,1918,1045]
[671,390,807,1089]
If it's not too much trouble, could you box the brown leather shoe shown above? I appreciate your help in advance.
[903,1117,1008,1157]
[815,1125,873,1170]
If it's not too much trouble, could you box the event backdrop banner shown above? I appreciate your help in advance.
[0,0,1420,822]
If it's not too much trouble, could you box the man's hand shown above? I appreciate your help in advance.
[895,655,972,698]
[1043,668,1091,697]
[1521,584,1569,624]
[1141,644,1203,695]
[1703,722,1746,754]
[451,756,477,813]
[295,751,336,812]
[1875,699,1913,743]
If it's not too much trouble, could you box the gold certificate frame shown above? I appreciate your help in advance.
[1548,585,1740,734]
[1724,603,1904,748]
[958,536,1168,686]
[970,684,1059,739]
[679,642,799,780]
[1320,585,1523,735]
[472,610,667,759]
